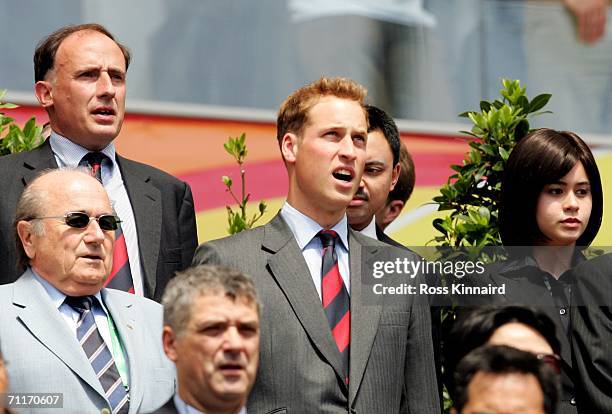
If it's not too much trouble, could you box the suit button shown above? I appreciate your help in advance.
[100,409,111,414]
[559,308,567,315]
[570,396,576,405]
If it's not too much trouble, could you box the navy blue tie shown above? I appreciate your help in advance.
[64,296,129,413]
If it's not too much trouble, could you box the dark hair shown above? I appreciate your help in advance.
[34,23,131,82]
[453,345,559,414]
[366,105,400,166]
[500,128,603,247]
[276,77,367,145]
[444,306,560,399]
[387,142,415,204]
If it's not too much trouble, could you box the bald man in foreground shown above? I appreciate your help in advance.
[0,169,174,413]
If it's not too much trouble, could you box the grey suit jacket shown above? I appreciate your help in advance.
[0,269,175,413]
[0,139,198,301]
[193,213,439,413]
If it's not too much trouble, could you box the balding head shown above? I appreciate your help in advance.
[15,169,116,296]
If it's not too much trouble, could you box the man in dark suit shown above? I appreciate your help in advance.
[0,23,197,302]
[193,77,439,413]
[152,265,260,414]
[0,169,174,413]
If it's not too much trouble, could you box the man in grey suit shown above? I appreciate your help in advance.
[0,169,174,413]
[193,77,439,412]
[0,23,197,301]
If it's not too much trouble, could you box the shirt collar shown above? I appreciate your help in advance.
[49,130,117,170]
[357,218,378,240]
[31,267,105,312]
[280,202,349,251]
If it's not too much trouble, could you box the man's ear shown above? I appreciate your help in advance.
[162,326,179,362]
[34,81,54,109]
[379,200,405,229]
[16,221,37,260]
[281,133,299,164]
[390,163,401,191]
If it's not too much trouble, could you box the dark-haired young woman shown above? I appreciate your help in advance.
[490,128,604,414]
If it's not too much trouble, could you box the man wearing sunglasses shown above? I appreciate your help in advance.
[0,23,198,302]
[0,168,174,413]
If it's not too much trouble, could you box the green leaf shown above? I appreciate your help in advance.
[498,146,510,161]
[479,101,491,112]
[529,94,552,113]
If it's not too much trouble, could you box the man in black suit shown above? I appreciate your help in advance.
[193,78,439,413]
[0,24,197,301]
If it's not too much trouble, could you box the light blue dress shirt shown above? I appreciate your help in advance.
[280,202,351,299]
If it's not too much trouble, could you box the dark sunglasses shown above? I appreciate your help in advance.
[30,212,121,231]
[537,353,562,374]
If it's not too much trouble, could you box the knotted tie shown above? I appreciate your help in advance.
[318,230,350,381]
[64,296,129,414]
[81,152,134,294]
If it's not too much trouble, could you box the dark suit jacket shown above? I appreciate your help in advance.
[0,139,198,301]
[193,214,440,414]
[570,254,612,413]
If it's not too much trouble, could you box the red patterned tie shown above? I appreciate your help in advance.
[82,152,134,294]
[318,230,350,381]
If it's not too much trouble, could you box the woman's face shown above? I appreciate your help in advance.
[536,162,592,246]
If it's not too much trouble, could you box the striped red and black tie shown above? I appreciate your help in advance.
[318,230,350,382]
[82,152,134,294]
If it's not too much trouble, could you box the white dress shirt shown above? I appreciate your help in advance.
[357,217,378,240]
[49,132,144,296]
[280,202,351,299]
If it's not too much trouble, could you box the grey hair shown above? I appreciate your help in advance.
[162,265,261,337]
[13,167,98,270]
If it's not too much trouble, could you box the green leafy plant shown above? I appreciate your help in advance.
[0,89,46,155]
[222,132,267,234]
[432,79,551,247]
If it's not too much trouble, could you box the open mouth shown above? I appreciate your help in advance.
[82,254,103,261]
[332,168,354,183]
[92,107,116,116]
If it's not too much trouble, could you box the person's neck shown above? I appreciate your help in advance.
[178,388,243,414]
[286,197,345,229]
[532,244,575,279]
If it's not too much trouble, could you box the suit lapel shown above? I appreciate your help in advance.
[117,156,162,296]
[103,290,142,413]
[12,270,106,399]
[348,231,383,403]
[263,215,347,384]
[20,139,58,185]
